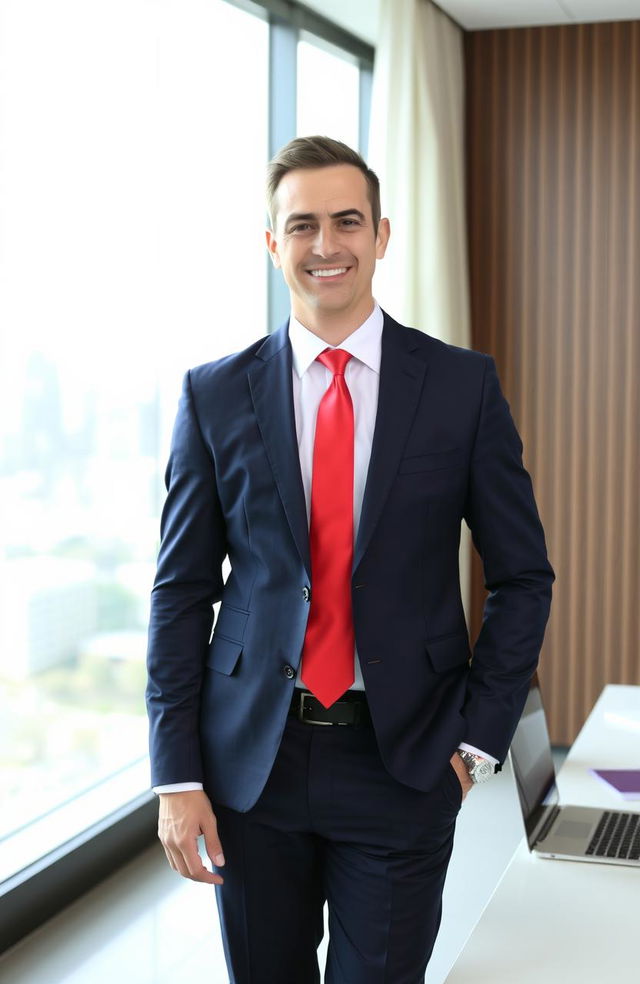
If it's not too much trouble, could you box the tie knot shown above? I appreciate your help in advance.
[317,348,352,376]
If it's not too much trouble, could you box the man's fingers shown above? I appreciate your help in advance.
[157,790,224,884]
[164,832,223,884]
[163,843,180,873]
[163,829,222,884]
[181,837,222,884]
[161,835,191,878]
[203,816,226,869]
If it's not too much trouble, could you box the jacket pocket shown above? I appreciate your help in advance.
[398,449,463,474]
[205,635,242,675]
[425,633,471,672]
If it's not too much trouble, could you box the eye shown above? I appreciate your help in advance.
[290,223,313,233]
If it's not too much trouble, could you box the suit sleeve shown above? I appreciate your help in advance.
[145,370,227,786]
[462,356,554,761]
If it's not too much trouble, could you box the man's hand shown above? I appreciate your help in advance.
[449,751,473,801]
[158,789,225,885]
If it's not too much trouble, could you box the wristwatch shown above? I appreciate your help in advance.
[457,750,494,784]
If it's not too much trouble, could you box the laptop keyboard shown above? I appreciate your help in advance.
[586,811,640,859]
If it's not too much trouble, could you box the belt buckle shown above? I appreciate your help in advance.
[298,690,333,726]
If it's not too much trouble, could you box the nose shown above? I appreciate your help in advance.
[312,222,340,258]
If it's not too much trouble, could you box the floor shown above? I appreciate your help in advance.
[0,753,566,984]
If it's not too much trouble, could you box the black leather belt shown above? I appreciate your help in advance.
[289,689,372,727]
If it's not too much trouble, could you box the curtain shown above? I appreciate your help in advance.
[369,0,470,348]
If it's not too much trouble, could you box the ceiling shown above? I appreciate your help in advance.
[300,0,640,45]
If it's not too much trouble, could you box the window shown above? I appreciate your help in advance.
[0,0,373,945]
[0,0,268,883]
[297,34,360,148]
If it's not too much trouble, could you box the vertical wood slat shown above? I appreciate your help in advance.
[465,22,640,745]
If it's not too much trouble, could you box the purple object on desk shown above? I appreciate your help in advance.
[590,769,640,800]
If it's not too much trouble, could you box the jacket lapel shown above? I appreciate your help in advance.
[353,313,428,573]
[248,314,428,582]
[248,322,311,579]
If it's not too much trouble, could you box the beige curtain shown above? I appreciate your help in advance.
[369,0,470,347]
[369,0,472,616]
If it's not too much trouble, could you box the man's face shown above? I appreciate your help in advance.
[266,164,389,329]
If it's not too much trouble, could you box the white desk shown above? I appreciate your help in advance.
[445,685,640,984]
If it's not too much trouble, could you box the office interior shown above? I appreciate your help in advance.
[1,1,638,981]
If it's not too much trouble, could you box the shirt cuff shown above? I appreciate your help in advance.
[153,782,204,794]
[457,743,499,766]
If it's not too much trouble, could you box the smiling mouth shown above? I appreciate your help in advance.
[307,267,349,279]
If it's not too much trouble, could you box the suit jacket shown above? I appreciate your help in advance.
[146,312,554,812]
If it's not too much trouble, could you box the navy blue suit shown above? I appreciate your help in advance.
[146,311,553,981]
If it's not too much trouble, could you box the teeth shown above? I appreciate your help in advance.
[309,268,347,278]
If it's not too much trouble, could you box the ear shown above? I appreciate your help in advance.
[375,217,390,260]
[265,228,281,269]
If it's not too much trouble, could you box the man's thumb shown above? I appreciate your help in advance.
[203,817,225,867]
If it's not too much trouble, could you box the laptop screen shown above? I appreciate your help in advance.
[509,677,559,848]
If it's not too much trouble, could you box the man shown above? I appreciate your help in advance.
[146,136,554,983]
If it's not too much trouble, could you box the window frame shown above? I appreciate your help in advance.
[0,0,373,954]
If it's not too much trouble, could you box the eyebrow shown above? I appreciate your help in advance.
[284,208,366,228]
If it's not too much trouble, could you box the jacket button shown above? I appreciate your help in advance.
[302,586,311,602]
[283,664,295,679]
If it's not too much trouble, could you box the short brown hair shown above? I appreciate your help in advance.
[266,135,381,232]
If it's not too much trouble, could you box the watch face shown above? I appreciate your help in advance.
[472,760,493,783]
[459,751,493,782]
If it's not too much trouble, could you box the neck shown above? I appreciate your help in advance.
[292,302,375,347]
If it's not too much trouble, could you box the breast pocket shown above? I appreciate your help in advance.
[398,449,464,475]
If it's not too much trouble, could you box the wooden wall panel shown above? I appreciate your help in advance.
[465,22,640,745]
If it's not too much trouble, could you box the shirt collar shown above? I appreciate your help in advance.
[289,304,384,378]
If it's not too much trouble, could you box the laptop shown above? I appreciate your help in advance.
[509,676,640,867]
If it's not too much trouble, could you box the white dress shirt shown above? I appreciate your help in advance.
[154,304,494,794]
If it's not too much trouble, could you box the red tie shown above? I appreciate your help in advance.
[300,348,355,707]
